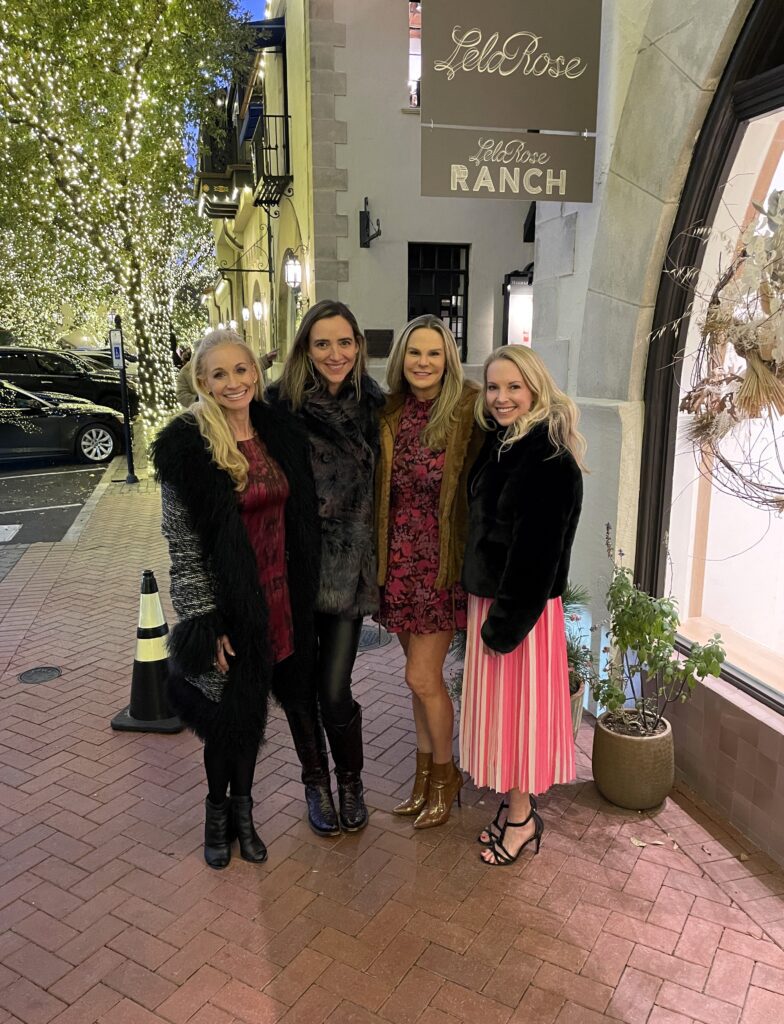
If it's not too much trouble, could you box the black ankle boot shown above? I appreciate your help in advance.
[204,796,232,869]
[285,703,340,837]
[325,704,368,833]
[230,796,267,863]
[336,772,369,832]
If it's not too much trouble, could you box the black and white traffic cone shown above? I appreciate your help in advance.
[111,569,183,734]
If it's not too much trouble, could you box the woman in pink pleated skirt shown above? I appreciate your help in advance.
[460,346,586,866]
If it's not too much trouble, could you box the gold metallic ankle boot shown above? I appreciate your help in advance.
[413,759,463,829]
[393,751,432,816]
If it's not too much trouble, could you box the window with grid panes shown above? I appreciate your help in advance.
[407,243,469,360]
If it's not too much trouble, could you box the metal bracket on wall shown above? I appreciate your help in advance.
[359,197,382,248]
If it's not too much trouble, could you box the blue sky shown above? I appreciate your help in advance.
[241,0,267,20]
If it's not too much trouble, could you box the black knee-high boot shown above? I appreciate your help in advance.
[324,703,368,832]
[285,703,340,836]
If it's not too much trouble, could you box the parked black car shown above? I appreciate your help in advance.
[0,381,125,464]
[74,348,139,371]
[0,346,139,416]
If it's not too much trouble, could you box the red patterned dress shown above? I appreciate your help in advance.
[238,436,294,664]
[378,394,467,635]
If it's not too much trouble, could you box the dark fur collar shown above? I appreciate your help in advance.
[481,421,560,463]
[153,402,308,487]
[267,373,384,410]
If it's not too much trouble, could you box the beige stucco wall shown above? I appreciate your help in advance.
[533,0,755,628]
[327,0,534,365]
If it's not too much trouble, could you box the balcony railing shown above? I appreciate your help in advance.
[195,121,254,219]
[251,114,292,207]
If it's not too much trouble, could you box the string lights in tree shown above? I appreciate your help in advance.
[0,0,252,427]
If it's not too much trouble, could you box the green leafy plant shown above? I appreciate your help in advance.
[592,526,726,736]
[563,581,595,697]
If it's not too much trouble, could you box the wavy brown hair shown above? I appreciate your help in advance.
[279,299,368,410]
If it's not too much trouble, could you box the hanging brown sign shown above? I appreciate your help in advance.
[421,0,602,133]
[421,128,595,203]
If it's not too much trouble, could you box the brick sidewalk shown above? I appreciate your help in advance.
[0,477,783,1024]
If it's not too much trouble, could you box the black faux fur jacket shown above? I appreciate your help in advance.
[267,375,384,619]
[150,401,320,755]
[462,423,583,654]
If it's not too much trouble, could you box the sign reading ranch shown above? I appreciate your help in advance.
[421,128,595,204]
[421,0,602,133]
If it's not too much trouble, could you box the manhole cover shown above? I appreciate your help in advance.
[18,666,62,685]
[357,624,392,653]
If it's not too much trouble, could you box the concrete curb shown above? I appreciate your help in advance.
[61,456,123,544]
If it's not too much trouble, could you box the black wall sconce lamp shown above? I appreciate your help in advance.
[359,197,382,248]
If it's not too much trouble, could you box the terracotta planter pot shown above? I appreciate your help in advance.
[570,682,585,740]
[591,712,674,810]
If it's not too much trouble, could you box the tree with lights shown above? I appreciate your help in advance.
[0,0,249,423]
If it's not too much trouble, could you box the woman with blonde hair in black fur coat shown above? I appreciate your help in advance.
[151,328,320,870]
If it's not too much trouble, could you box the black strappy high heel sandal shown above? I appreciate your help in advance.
[481,808,543,866]
[477,794,538,847]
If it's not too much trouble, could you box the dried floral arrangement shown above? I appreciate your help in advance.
[668,190,784,511]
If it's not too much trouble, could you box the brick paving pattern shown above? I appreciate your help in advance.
[0,476,783,1024]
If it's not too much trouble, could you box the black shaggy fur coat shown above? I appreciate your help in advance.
[267,375,384,619]
[462,423,583,654]
[150,401,320,755]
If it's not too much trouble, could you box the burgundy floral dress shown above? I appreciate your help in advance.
[238,436,294,664]
[378,394,467,635]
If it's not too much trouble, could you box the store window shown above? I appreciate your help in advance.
[667,108,784,702]
[408,2,421,108]
[502,264,534,347]
[407,242,469,359]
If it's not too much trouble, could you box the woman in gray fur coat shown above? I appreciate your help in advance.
[151,329,320,870]
[267,300,383,837]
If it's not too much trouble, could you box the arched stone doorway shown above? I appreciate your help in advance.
[636,0,784,596]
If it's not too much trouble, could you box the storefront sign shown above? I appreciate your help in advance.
[421,128,595,203]
[421,0,602,133]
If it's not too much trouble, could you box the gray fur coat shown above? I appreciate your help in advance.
[267,375,383,619]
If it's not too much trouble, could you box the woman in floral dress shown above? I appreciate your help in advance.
[376,315,480,828]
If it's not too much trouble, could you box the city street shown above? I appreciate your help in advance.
[0,464,107,546]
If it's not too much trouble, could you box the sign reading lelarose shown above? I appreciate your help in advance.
[421,128,595,203]
[421,0,602,134]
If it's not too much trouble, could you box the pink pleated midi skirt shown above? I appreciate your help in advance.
[459,594,575,794]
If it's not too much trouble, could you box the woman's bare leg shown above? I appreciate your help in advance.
[397,632,432,753]
[403,631,455,763]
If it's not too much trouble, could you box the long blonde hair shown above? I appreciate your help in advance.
[279,299,368,410]
[189,328,264,491]
[386,315,464,451]
[476,346,588,470]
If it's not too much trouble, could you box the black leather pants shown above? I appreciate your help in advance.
[315,612,362,724]
[285,612,363,781]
